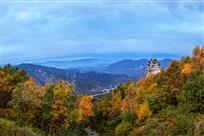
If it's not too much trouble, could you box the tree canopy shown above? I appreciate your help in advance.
[0,46,204,136]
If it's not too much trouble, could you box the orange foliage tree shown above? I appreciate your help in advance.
[181,63,193,76]
[135,101,151,121]
[78,96,94,122]
[192,46,204,70]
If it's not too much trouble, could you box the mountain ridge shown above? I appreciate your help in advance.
[104,58,172,80]
[17,63,128,94]
[17,58,173,94]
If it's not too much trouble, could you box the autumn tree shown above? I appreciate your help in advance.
[41,81,74,133]
[201,47,204,57]
[181,63,193,76]
[179,71,204,113]
[165,61,183,93]
[136,101,151,121]
[192,46,204,70]
[78,96,94,122]
[9,79,42,126]
[0,64,28,108]
[95,95,112,117]
[115,121,132,136]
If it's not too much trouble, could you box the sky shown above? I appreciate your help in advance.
[1,0,204,64]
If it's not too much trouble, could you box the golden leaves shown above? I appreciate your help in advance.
[181,63,193,76]
[192,46,204,70]
[78,96,94,122]
[110,93,123,114]
[135,101,151,121]
[47,81,73,131]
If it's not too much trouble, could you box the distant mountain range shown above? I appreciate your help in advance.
[17,64,128,94]
[17,58,173,94]
[29,52,179,69]
[104,58,172,80]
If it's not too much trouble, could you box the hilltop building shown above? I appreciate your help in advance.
[146,59,161,77]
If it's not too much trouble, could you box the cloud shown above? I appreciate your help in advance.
[2,1,204,64]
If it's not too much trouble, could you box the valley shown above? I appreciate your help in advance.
[17,58,172,95]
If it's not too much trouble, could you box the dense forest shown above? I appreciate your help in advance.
[0,47,204,136]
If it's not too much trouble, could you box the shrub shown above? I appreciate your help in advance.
[58,127,87,136]
[0,118,43,136]
[194,115,204,136]
[0,64,28,108]
[179,71,204,113]
[115,121,132,136]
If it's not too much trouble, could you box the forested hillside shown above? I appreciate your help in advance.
[0,47,204,136]
[17,58,171,95]
[17,63,128,94]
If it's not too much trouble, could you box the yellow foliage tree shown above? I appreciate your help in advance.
[135,78,157,101]
[121,79,156,115]
[110,93,123,115]
[125,82,137,98]
[192,46,204,70]
[9,79,42,124]
[181,63,193,76]
[121,82,137,112]
[95,96,112,116]
[201,47,204,57]
[78,96,94,122]
[48,81,73,131]
[135,101,151,121]
[121,97,136,113]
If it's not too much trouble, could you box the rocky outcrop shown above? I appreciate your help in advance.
[146,59,161,77]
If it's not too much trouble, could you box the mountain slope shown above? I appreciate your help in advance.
[17,59,172,94]
[17,63,128,94]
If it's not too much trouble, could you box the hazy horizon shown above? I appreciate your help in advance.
[2,0,204,65]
